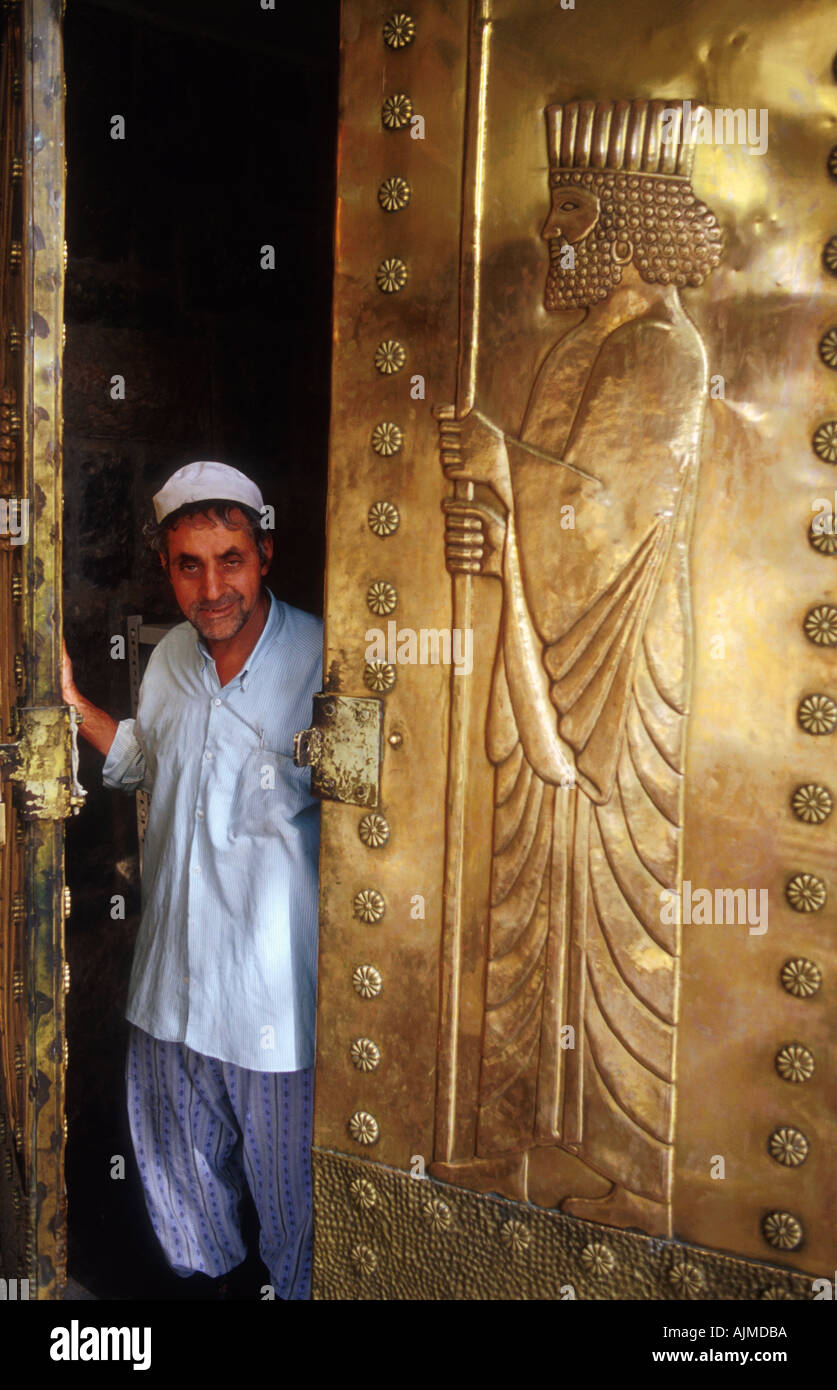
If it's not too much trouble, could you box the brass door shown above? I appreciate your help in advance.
[309,0,836,1298]
[0,0,72,1300]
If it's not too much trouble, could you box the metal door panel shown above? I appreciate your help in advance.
[311,0,835,1298]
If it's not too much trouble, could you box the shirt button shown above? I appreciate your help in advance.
[205,751,213,761]
[194,865,202,874]
[213,698,221,707]
[196,809,204,819]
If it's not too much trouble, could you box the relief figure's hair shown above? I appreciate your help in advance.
[551,168,724,288]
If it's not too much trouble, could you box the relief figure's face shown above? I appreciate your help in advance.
[541,184,601,244]
[542,177,625,311]
[541,170,725,307]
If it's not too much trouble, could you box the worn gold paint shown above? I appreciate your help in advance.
[7,706,75,819]
[0,0,68,1300]
[0,0,29,1291]
[22,0,69,1300]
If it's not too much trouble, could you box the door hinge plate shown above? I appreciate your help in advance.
[294,693,383,807]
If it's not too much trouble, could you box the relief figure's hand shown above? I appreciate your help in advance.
[435,404,513,511]
[442,482,507,578]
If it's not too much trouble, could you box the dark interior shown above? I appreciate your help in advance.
[62,0,338,1298]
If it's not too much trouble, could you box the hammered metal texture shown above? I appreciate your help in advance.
[312,1151,815,1301]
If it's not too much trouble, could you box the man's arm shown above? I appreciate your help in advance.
[61,638,118,756]
[62,636,151,794]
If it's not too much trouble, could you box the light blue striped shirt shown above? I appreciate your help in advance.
[102,588,322,1072]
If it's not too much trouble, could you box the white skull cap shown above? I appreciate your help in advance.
[152,460,264,524]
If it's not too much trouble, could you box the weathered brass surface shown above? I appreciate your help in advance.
[315,0,837,1297]
[2,705,77,819]
[0,0,68,1298]
[313,1150,814,1300]
[294,693,384,807]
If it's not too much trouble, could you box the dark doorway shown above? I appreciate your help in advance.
[62,0,338,1299]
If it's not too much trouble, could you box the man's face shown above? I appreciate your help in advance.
[162,507,273,643]
[542,179,624,310]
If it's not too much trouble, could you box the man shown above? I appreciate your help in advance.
[62,460,322,1298]
[436,100,723,1236]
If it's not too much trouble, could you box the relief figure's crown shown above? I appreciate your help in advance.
[546,99,702,178]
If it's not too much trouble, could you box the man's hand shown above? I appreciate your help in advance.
[60,636,119,755]
[61,637,78,706]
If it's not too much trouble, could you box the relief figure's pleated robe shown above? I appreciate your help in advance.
[476,303,707,1205]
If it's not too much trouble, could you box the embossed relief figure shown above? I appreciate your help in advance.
[438,101,723,1236]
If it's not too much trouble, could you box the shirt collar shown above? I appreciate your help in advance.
[195,587,283,688]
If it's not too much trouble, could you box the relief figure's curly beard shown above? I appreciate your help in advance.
[544,233,624,310]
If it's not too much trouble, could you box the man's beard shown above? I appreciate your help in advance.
[189,592,253,642]
[544,232,624,310]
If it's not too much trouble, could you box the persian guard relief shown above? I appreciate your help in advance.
[434,100,724,1237]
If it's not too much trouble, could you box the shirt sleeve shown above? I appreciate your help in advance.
[102,718,151,794]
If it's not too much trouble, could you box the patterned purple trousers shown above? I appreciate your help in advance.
[126,1025,313,1299]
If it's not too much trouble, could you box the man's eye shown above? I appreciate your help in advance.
[225,557,242,567]
[559,201,578,211]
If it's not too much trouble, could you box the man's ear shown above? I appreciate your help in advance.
[261,533,274,573]
[158,550,169,573]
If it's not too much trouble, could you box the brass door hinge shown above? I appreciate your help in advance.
[0,705,87,820]
[294,693,383,807]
